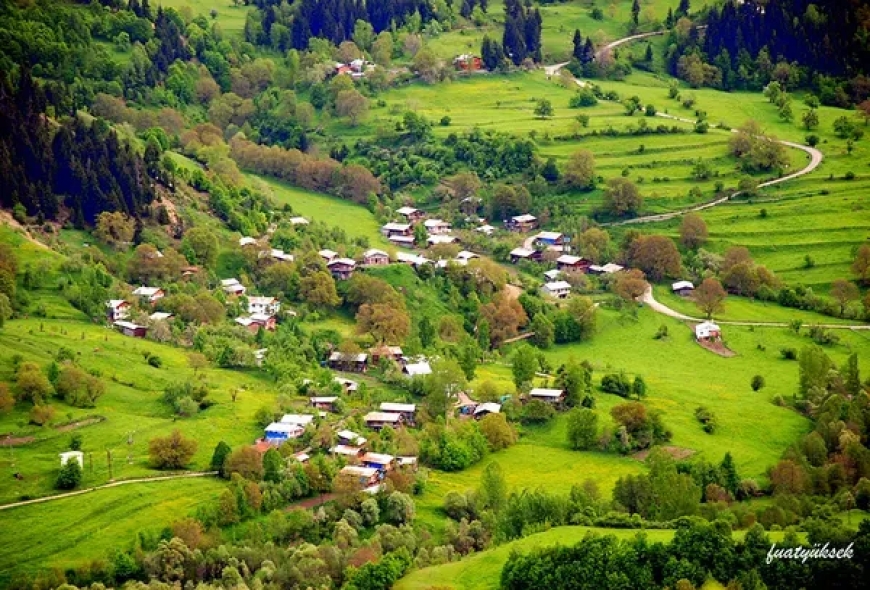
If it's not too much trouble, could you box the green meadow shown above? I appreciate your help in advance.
[160,0,249,41]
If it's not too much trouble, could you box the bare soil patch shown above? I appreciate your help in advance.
[55,417,104,433]
[633,445,696,462]
[0,435,36,447]
[696,338,736,357]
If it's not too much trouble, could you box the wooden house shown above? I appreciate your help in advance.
[506,214,538,232]
[556,255,591,273]
[234,313,276,333]
[424,219,452,235]
[113,320,147,338]
[318,249,338,262]
[328,351,369,372]
[362,248,390,266]
[510,247,541,264]
[381,222,413,237]
[337,429,367,446]
[331,445,365,463]
[328,257,357,280]
[310,396,338,411]
[362,452,396,473]
[334,377,358,393]
[339,465,380,487]
[396,206,424,223]
[369,345,403,364]
[106,299,130,322]
[453,54,483,71]
[221,278,246,296]
[364,411,402,430]
[529,388,566,405]
[672,281,695,297]
[380,402,416,425]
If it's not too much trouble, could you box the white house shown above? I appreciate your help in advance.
[695,321,721,341]
[427,235,458,246]
[672,281,695,296]
[280,414,316,427]
[269,249,294,262]
[403,360,432,377]
[476,224,495,236]
[318,249,338,262]
[248,296,281,315]
[541,280,572,299]
[424,219,452,234]
[473,402,501,419]
[543,269,562,281]
[149,311,173,322]
[529,388,566,404]
[221,278,246,296]
[588,263,624,275]
[132,286,164,304]
[106,299,130,321]
[59,450,84,468]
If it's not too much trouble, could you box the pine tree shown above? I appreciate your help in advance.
[631,0,640,28]
[572,29,583,61]
[582,38,595,64]
[719,452,739,496]
[677,0,691,18]
[665,7,674,28]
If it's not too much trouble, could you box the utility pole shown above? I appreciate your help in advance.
[106,449,113,481]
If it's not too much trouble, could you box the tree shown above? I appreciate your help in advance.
[16,362,52,404]
[534,99,553,119]
[0,383,13,414]
[613,269,648,301]
[831,279,859,316]
[479,413,517,451]
[479,291,528,347]
[357,303,411,343]
[566,408,598,450]
[182,226,219,268]
[802,109,819,130]
[225,446,264,480]
[385,491,415,524]
[335,89,369,126]
[94,212,135,248]
[722,262,759,296]
[578,228,610,263]
[563,150,595,190]
[603,178,643,217]
[632,376,647,400]
[413,48,442,83]
[300,271,340,308]
[478,462,507,512]
[679,213,708,249]
[798,345,833,397]
[56,458,83,490]
[631,0,640,28]
[0,293,11,329]
[694,278,727,319]
[148,430,197,470]
[425,357,468,418]
[750,375,765,392]
[852,244,870,285]
[625,235,681,281]
[531,313,555,349]
[210,441,231,477]
[511,344,538,391]
[263,448,283,482]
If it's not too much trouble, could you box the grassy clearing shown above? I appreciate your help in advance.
[0,477,225,582]
[159,0,248,40]
[396,524,799,590]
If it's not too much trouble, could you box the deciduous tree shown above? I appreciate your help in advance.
[679,213,708,249]
[563,150,596,190]
[603,178,643,217]
[694,277,727,319]
[831,278,859,316]
[148,429,197,470]
[566,408,598,450]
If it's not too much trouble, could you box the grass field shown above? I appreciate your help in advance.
[396,524,801,590]
[159,0,249,40]
[0,477,225,582]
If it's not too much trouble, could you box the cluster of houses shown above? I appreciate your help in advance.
[453,54,483,71]
[327,346,432,376]
[334,59,374,78]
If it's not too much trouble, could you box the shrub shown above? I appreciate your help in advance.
[600,372,632,397]
[440,116,451,126]
[780,347,797,360]
[694,406,718,434]
[750,375,765,392]
[56,459,83,490]
[808,325,839,345]
[69,434,83,451]
[654,324,669,339]
[148,429,197,470]
[29,404,55,426]
[147,355,163,368]
[520,399,555,424]
[845,171,855,180]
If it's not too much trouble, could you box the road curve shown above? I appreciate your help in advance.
[0,471,218,511]
[544,31,824,227]
[640,286,870,330]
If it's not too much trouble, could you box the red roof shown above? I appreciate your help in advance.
[253,439,273,454]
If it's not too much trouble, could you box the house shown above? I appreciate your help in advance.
[362,248,390,266]
[389,235,416,247]
[334,62,353,76]
[289,216,309,226]
[132,286,165,305]
[476,224,495,236]
[424,219,452,235]
[281,414,316,428]
[506,214,538,232]
[427,235,459,246]
[456,251,479,263]
[362,452,396,472]
[473,402,502,420]
[239,236,258,247]
[334,377,359,393]
[370,345,404,364]
[529,388,566,404]
[310,396,338,411]
[264,422,304,445]
[695,321,721,342]
[396,251,430,267]
[291,451,310,464]
[319,249,338,262]
[113,320,147,338]
[268,249,294,262]
[106,299,130,322]
[402,360,432,377]
[380,402,416,424]
[248,296,281,315]
[331,445,365,462]
[149,311,173,322]
[543,269,562,282]
[556,255,591,273]
[397,456,418,471]
[535,232,564,248]
[396,206,424,223]
[59,450,84,468]
[328,351,369,372]
[381,222,413,237]
[339,465,381,487]
[349,58,367,73]
[254,348,268,367]
[328,257,357,280]
[672,281,695,297]
[510,247,541,264]
[235,313,276,333]
[588,263,624,275]
[364,411,403,430]
[453,54,483,71]
[221,278,246,296]
[337,429,367,446]
[541,281,572,299]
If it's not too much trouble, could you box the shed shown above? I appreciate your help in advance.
[529,388,565,404]
[473,402,502,419]
[113,320,147,338]
[695,321,721,341]
[59,451,84,468]
[672,281,695,296]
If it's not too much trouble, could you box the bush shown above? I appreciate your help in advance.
[56,459,82,490]
[148,429,197,470]
[69,433,83,451]
[147,355,163,368]
[654,324,669,340]
[440,116,451,126]
[600,372,632,397]
[29,404,55,426]
[569,89,598,108]
[694,406,718,434]
[808,325,839,346]
[520,399,555,424]
[780,347,797,360]
[750,375,765,392]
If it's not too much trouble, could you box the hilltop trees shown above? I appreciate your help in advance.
[502,0,542,65]
[729,121,789,172]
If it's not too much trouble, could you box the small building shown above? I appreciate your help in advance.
[106,299,130,322]
[254,348,268,367]
[268,248,294,262]
[337,429,367,446]
[380,402,416,424]
[362,452,396,472]
[289,216,310,226]
[389,235,416,247]
[588,263,624,275]
[369,345,404,364]
[113,320,147,338]
[510,247,541,264]
[149,311,174,322]
[424,219,452,235]
[695,321,721,342]
[264,422,304,445]
[239,236,258,247]
[382,222,413,237]
[427,235,459,246]
[473,402,502,420]
[543,269,562,282]
[476,224,496,236]
[221,278,246,296]
[328,257,357,280]
[396,206,424,223]
[672,281,695,297]
[529,388,566,404]
[453,54,483,71]
[248,296,281,316]
[310,396,338,411]
[556,255,590,273]
[349,58,367,73]
[397,456,418,471]
[280,414,316,428]
[402,360,432,378]
[364,411,403,430]
[541,280,572,299]
[328,351,369,372]
[331,445,365,462]
[318,249,338,262]
[456,250,479,263]
[59,450,84,468]
[334,377,359,393]
[362,248,390,266]
[536,232,564,247]
[340,465,381,487]
[235,313,276,333]
[506,214,538,232]
[291,451,310,464]
[132,286,165,305]
[396,251,430,267]
[334,63,353,76]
